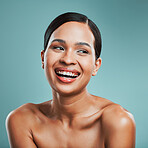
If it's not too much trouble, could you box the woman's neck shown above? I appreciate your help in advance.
[51,89,94,121]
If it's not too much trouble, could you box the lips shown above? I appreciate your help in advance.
[55,68,80,83]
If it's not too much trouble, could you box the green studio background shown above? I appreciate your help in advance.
[0,0,147,147]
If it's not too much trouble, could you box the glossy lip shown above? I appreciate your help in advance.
[55,67,80,74]
[55,67,80,83]
[56,75,77,83]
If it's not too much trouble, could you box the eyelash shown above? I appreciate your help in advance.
[51,46,89,55]
[77,49,88,54]
[52,46,64,51]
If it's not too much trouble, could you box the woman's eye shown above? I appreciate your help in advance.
[77,49,89,55]
[52,46,64,52]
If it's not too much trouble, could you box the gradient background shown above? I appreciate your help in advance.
[0,0,148,147]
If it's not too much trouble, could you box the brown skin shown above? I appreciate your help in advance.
[6,22,136,148]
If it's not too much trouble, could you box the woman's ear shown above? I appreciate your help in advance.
[92,58,102,76]
[41,50,45,69]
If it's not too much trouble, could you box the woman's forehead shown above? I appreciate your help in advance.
[49,21,95,45]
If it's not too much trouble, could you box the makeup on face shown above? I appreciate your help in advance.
[55,67,80,83]
[43,22,98,95]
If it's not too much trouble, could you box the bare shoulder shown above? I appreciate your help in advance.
[101,103,136,148]
[6,101,54,147]
[6,100,52,125]
[6,103,38,127]
[102,103,135,129]
[5,103,41,147]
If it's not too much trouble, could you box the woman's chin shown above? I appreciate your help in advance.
[52,86,85,97]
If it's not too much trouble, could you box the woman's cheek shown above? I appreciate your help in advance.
[80,57,94,71]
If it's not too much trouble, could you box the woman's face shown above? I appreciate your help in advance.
[41,22,101,96]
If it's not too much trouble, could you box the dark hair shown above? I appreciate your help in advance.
[44,12,102,59]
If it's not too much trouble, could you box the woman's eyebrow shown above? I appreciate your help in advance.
[51,39,91,48]
[75,42,91,48]
[51,39,66,44]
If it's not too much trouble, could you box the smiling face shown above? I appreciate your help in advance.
[41,22,101,96]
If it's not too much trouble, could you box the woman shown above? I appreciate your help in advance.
[6,12,136,148]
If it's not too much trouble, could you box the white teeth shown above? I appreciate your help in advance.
[63,71,67,75]
[56,71,78,77]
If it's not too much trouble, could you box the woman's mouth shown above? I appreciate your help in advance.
[55,68,80,83]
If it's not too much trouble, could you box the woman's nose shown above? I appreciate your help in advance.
[59,51,77,65]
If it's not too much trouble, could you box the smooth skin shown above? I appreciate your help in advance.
[6,22,136,148]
